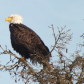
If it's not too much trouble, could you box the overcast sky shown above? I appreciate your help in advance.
[0,0,84,84]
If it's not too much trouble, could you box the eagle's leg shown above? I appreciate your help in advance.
[22,56,27,62]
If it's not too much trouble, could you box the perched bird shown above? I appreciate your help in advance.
[5,14,51,70]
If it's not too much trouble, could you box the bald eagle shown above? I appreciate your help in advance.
[5,14,51,69]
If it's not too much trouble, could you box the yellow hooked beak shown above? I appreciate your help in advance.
[5,17,12,22]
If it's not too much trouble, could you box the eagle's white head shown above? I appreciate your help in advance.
[5,14,23,24]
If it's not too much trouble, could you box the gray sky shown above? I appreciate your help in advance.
[0,0,84,84]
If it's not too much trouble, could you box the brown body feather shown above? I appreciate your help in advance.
[9,23,51,66]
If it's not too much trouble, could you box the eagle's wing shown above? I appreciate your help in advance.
[12,24,49,55]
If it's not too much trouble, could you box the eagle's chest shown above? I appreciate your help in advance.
[9,26,20,44]
[10,24,18,34]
